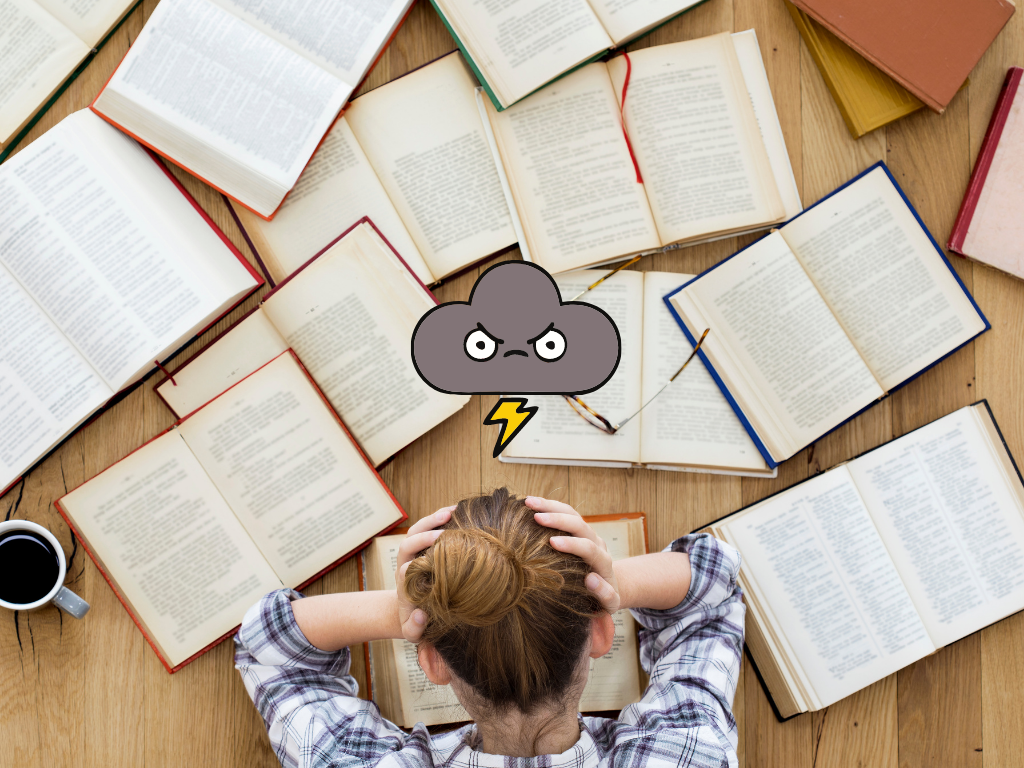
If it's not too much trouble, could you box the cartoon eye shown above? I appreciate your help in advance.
[465,326,500,361]
[532,327,566,362]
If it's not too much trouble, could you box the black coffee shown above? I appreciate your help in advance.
[0,530,61,605]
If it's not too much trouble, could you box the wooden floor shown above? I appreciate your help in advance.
[3,0,1024,765]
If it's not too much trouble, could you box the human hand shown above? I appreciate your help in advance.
[526,496,621,613]
[395,506,453,643]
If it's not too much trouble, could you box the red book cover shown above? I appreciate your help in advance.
[948,67,1023,255]
[56,349,408,674]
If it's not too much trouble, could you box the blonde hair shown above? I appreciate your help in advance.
[404,488,601,714]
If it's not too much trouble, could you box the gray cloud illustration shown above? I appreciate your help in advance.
[412,262,620,395]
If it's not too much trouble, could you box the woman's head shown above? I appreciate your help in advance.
[404,488,607,715]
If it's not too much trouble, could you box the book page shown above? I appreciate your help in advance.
[0,264,111,494]
[721,467,935,710]
[155,308,288,419]
[207,0,409,85]
[177,353,404,587]
[503,270,643,464]
[344,54,516,281]
[606,34,785,246]
[781,166,987,391]
[59,430,283,668]
[848,406,1024,648]
[0,112,238,391]
[435,0,612,108]
[98,0,349,200]
[638,272,769,472]
[34,0,133,45]
[672,232,883,461]
[487,62,660,273]
[587,0,701,45]
[0,0,88,145]
[261,224,469,466]
[232,118,433,286]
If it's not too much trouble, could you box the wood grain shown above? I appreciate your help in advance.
[1,0,1023,766]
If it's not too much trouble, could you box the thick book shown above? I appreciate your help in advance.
[948,67,1024,282]
[0,109,262,498]
[784,2,923,138]
[704,402,1024,720]
[56,350,408,672]
[154,219,470,468]
[0,0,140,157]
[90,0,414,220]
[481,31,802,275]
[429,0,710,111]
[359,514,648,728]
[228,53,517,288]
[501,270,775,477]
[665,163,990,470]
[789,0,1014,114]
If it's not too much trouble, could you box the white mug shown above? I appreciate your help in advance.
[0,520,90,619]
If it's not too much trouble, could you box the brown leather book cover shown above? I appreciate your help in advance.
[789,0,1015,113]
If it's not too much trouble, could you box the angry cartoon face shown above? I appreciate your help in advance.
[411,262,621,395]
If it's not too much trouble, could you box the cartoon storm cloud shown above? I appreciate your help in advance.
[411,261,621,395]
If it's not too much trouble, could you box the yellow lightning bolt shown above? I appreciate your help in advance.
[484,398,539,458]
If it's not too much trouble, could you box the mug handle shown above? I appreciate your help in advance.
[52,587,90,619]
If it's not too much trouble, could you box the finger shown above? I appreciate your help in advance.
[533,511,603,548]
[406,506,454,536]
[585,573,621,612]
[396,529,443,569]
[549,535,614,578]
[524,497,582,518]
[402,608,429,644]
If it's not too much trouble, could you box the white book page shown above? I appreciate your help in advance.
[207,0,409,84]
[100,0,349,191]
[606,34,785,246]
[503,270,643,464]
[261,224,469,466]
[0,113,229,391]
[34,0,132,45]
[638,272,768,472]
[781,167,986,392]
[234,117,433,286]
[587,0,701,45]
[722,467,935,710]
[848,407,1024,648]
[345,54,516,281]
[59,430,283,668]
[177,353,404,587]
[155,308,288,418]
[672,232,883,461]
[0,264,111,493]
[436,0,612,107]
[0,0,88,144]
[487,62,660,273]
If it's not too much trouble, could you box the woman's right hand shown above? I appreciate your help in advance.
[526,496,621,613]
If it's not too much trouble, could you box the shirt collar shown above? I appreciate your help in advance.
[437,718,598,768]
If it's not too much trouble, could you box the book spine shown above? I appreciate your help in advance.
[948,67,1022,255]
[223,194,276,288]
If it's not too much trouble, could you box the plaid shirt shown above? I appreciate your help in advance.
[235,533,744,768]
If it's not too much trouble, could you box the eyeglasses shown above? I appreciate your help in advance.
[563,328,710,435]
[567,255,645,301]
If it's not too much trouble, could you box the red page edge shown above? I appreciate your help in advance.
[948,67,1022,254]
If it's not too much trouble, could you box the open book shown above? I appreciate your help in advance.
[229,53,517,287]
[0,109,261,498]
[502,270,774,477]
[361,514,648,727]
[0,0,137,153]
[482,31,802,274]
[57,351,407,672]
[706,402,1024,719]
[429,0,709,110]
[667,163,989,469]
[155,220,470,468]
[90,0,414,219]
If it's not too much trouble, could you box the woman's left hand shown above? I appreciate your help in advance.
[394,506,453,643]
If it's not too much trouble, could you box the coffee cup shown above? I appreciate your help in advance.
[0,520,89,618]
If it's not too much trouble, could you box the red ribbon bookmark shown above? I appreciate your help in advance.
[620,51,643,184]
[154,359,177,386]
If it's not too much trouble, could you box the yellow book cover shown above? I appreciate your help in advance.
[786,1,924,138]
